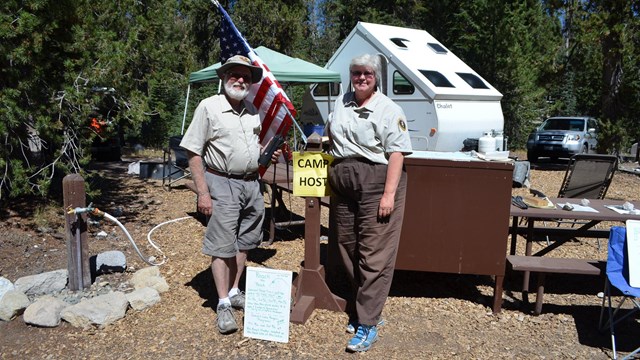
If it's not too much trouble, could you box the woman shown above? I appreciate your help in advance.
[326,54,412,352]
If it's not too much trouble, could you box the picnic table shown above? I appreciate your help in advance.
[508,198,640,313]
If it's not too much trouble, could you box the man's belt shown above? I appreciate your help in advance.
[206,168,259,181]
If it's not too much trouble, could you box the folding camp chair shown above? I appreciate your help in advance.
[598,226,640,360]
[162,135,191,190]
[557,154,618,200]
[555,154,618,246]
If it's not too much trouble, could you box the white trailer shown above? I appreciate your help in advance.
[301,22,505,151]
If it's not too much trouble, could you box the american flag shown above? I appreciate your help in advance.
[216,2,295,159]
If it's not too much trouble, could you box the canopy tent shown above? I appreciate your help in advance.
[181,46,341,136]
[188,46,341,84]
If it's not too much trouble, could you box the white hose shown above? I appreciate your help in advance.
[146,216,193,256]
[102,213,191,266]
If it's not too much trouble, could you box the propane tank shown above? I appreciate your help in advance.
[493,131,504,151]
[478,131,496,153]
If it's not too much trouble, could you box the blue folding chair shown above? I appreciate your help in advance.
[599,226,640,360]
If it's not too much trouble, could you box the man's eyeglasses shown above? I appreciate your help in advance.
[350,70,375,78]
[225,72,252,82]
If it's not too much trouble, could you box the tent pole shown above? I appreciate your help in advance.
[181,84,191,135]
[327,82,333,125]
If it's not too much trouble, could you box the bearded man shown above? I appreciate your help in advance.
[180,55,278,334]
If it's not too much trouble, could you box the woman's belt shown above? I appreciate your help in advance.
[206,168,259,181]
[333,157,380,165]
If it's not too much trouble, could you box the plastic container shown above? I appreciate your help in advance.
[478,132,496,154]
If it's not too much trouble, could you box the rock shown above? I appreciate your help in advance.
[130,266,169,293]
[23,296,68,327]
[132,266,160,278]
[61,291,128,328]
[126,287,160,311]
[37,226,52,234]
[14,269,68,296]
[0,290,30,321]
[94,250,127,274]
[0,276,15,301]
[110,206,124,217]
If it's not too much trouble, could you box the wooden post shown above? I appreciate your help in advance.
[290,197,346,324]
[63,174,91,290]
[290,134,346,324]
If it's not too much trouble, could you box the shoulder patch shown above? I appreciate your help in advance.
[397,118,407,132]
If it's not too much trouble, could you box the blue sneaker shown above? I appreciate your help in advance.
[346,324,378,352]
[346,319,385,334]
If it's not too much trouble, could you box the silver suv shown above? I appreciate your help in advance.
[526,116,598,162]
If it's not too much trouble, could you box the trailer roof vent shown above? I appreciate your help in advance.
[390,38,409,48]
[427,42,448,54]
[419,70,454,88]
[456,72,489,89]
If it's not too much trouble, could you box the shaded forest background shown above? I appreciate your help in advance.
[1,0,639,200]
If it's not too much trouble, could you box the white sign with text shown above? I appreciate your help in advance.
[243,267,292,343]
[627,220,640,287]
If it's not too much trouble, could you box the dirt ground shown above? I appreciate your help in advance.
[1,151,640,359]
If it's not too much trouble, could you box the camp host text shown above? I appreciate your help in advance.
[297,157,329,187]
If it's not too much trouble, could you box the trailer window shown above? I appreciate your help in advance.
[456,72,489,89]
[427,43,448,54]
[312,83,340,97]
[393,71,415,95]
[419,70,454,88]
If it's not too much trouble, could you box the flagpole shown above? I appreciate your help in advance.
[285,105,308,144]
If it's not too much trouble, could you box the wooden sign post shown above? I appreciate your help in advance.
[290,134,346,324]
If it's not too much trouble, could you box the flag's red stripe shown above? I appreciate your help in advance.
[259,100,281,139]
[253,78,273,109]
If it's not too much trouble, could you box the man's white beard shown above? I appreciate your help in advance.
[225,82,250,101]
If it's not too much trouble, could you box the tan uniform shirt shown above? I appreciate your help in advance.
[180,95,261,174]
[327,92,412,164]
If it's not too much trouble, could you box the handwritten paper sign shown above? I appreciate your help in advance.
[292,151,333,197]
[627,220,640,287]
[243,267,292,343]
